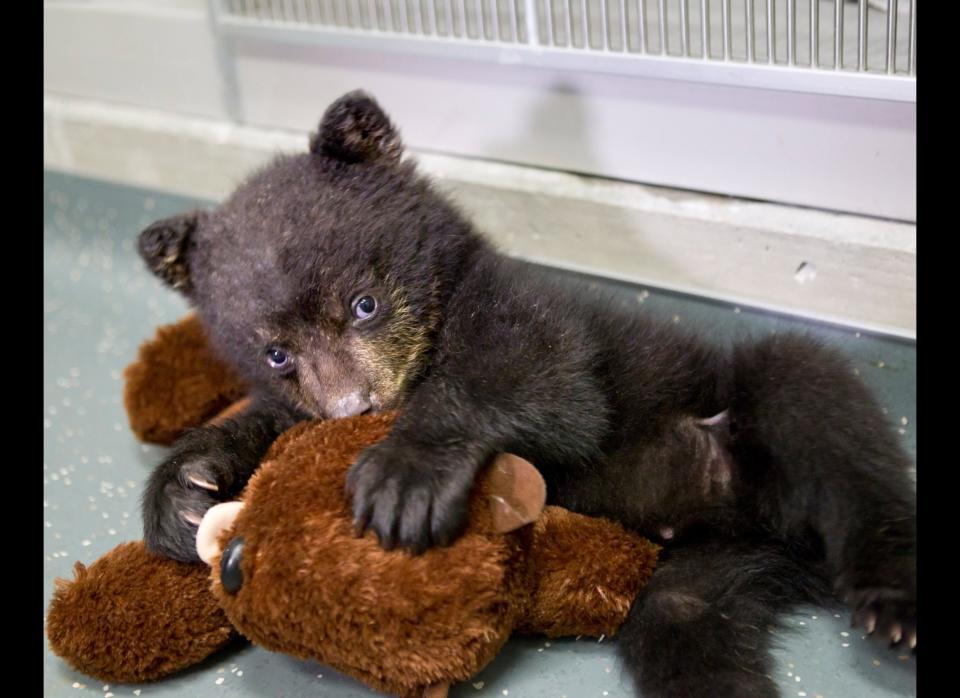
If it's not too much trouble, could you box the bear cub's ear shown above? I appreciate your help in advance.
[138,211,202,296]
[310,90,404,165]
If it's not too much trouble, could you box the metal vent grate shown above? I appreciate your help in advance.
[211,0,915,100]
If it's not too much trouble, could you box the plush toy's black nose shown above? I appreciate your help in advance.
[220,537,245,594]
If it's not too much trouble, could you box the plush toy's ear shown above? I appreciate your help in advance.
[310,90,404,165]
[138,210,202,296]
[484,454,547,533]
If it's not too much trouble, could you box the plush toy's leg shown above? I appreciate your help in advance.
[47,541,237,683]
[520,506,659,639]
[617,538,830,698]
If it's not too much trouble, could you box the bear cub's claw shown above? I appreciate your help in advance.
[143,435,240,563]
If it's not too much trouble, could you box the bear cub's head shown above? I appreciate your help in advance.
[138,91,484,419]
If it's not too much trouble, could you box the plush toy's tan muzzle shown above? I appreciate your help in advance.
[196,501,245,565]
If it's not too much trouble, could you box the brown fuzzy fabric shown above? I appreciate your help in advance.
[211,413,530,698]
[46,316,660,695]
[123,314,247,444]
[209,413,659,697]
[520,507,660,638]
[46,542,236,683]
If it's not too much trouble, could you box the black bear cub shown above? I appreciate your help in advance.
[139,91,916,697]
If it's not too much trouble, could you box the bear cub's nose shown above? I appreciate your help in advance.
[330,391,372,418]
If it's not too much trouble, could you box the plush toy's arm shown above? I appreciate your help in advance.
[46,542,237,683]
[517,507,660,639]
[124,314,248,445]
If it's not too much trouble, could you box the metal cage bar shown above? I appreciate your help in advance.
[382,0,394,30]
[581,0,590,47]
[509,0,524,46]
[345,0,358,28]
[786,0,795,66]
[701,0,710,59]
[834,0,843,68]
[909,0,916,74]
[766,0,775,63]
[886,0,897,73]
[444,0,454,35]
[413,0,424,34]
[211,0,915,100]
[858,0,867,71]
[525,0,539,44]
[600,0,608,50]
[679,0,689,56]
[721,0,730,59]
[457,0,467,36]
[658,0,667,54]
[637,0,647,53]
[302,0,316,22]
[809,0,818,67]
[619,0,627,50]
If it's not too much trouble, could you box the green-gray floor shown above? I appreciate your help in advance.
[44,170,916,698]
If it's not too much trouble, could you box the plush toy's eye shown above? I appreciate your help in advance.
[220,536,245,594]
[352,295,378,321]
[266,347,294,373]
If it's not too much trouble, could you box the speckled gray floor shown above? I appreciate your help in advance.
[44,170,916,698]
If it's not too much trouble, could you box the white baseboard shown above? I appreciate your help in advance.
[44,94,916,339]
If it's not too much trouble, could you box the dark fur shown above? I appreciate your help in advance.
[138,91,916,697]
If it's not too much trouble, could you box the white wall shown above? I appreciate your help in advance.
[44,3,225,119]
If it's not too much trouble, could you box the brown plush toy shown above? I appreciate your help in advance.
[46,316,660,698]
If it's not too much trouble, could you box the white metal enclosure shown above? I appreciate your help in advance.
[212,0,915,99]
[205,0,916,220]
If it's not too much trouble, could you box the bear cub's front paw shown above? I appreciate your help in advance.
[346,440,483,554]
[142,435,239,563]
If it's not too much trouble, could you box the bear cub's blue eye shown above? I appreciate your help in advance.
[266,347,292,372]
[353,295,377,320]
